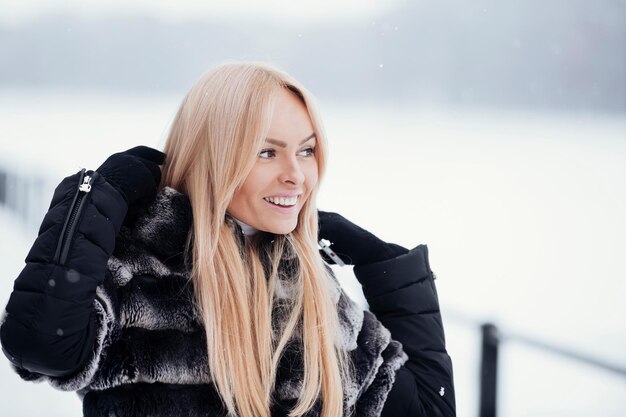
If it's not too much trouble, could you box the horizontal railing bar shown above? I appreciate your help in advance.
[443,310,625,378]
[503,330,626,378]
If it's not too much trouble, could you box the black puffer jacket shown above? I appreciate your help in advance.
[0,169,455,417]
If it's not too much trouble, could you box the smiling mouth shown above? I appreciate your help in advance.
[263,195,299,207]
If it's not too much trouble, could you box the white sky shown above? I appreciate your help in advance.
[0,0,404,26]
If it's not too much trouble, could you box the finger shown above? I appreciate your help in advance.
[135,157,162,183]
[124,146,166,165]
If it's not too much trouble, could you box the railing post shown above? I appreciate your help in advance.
[479,323,499,417]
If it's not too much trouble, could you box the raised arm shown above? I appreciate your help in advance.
[318,211,456,417]
[0,146,164,379]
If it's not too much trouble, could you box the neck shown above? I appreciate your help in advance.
[232,216,259,236]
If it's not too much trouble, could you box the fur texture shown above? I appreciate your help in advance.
[12,187,407,417]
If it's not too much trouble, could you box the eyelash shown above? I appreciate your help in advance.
[259,147,316,159]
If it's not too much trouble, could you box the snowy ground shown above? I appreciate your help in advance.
[0,92,624,416]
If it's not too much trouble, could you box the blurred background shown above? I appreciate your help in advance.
[1,0,625,416]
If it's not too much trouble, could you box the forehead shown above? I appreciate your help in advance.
[266,89,314,143]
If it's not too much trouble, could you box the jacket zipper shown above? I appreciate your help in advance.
[53,169,96,265]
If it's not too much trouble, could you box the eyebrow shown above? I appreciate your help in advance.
[265,133,316,148]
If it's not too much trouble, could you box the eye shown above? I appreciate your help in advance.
[298,147,316,157]
[259,149,276,159]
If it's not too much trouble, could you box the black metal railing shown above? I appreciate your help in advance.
[0,164,48,231]
[478,321,626,417]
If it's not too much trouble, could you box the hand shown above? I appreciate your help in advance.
[317,210,408,266]
[96,146,166,223]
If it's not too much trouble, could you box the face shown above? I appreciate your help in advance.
[227,88,319,235]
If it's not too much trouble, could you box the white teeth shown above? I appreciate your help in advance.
[264,196,298,206]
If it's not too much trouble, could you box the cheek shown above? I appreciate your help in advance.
[237,167,265,200]
[304,163,319,193]
[228,176,259,213]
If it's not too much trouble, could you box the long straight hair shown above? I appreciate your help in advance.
[159,62,351,417]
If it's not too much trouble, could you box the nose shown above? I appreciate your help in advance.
[279,155,305,185]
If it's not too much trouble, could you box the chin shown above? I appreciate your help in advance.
[265,221,297,235]
[269,226,296,235]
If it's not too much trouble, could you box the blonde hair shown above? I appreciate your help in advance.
[160,62,351,417]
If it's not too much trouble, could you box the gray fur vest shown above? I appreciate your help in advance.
[14,187,407,417]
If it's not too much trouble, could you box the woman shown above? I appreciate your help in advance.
[0,62,455,417]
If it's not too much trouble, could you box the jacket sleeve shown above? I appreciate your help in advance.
[354,244,456,417]
[0,169,126,390]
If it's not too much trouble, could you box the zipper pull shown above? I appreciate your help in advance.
[318,239,346,267]
[79,175,92,193]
